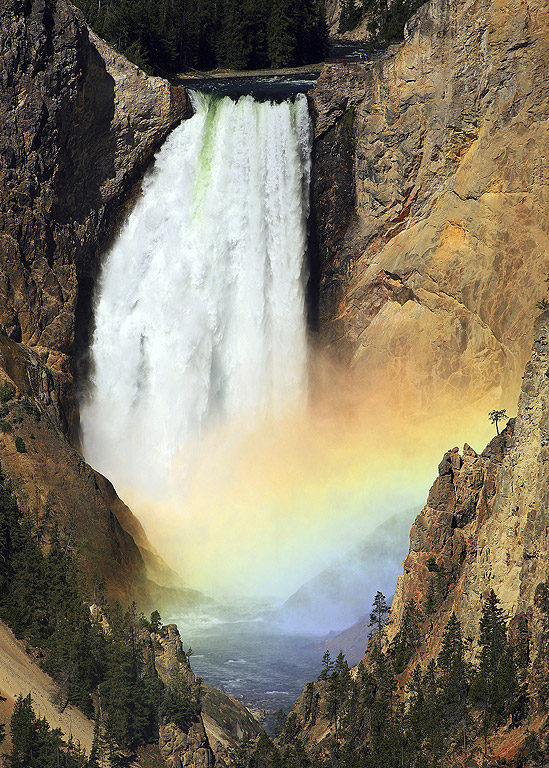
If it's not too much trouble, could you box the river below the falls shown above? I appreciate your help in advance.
[171,602,325,731]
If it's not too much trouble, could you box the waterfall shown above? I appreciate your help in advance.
[80,91,312,499]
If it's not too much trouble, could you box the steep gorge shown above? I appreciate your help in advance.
[0,0,190,603]
[0,0,189,431]
[284,310,549,765]
[2,0,548,602]
[2,0,549,762]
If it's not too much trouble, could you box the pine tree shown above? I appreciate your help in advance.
[149,609,162,633]
[327,651,350,745]
[266,0,298,68]
[437,613,469,750]
[370,591,389,652]
[393,600,422,673]
[6,694,83,768]
[405,666,427,756]
[338,0,361,33]
[470,590,517,753]
[88,711,102,768]
[318,649,333,680]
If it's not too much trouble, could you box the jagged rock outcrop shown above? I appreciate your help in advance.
[389,310,549,660]
[152,624,263,768]
[159,721,214,768]
[310,0,549,416]
[0,0,189,435]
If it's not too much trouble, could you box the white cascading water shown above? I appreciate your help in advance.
[81,91,312,499]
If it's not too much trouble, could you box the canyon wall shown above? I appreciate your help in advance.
[0,0,191,602]
[310,0,549,416]
[0,0,189,434]
[288,310,549,761]
[387,308,549,663]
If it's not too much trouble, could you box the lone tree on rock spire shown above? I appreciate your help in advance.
[488,409,508,435]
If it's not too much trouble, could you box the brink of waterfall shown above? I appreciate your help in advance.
[81,92,312,499]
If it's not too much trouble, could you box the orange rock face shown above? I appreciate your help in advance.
[310,0,549,417]
[382,312,549,756]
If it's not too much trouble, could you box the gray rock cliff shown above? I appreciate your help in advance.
[0,0,189,435]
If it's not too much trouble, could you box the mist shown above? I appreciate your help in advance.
[98,355,494,603]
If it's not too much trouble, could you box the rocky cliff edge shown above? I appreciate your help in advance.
[289,311,549,761]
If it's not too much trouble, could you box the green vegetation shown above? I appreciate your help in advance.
[150,609,162,633]
[369,590,388,652]
[14,435,26,452]
[392,600,421,674]
[72,0,327,74]
[6,694,86,768]
[470,591,517,754]
[318,649,334,680]
[339,0,426,43]
[0,460,200,765]
[0,382,15,403]
[237,588,544,768]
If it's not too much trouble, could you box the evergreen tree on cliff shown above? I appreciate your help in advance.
[437,613,470,752]
[6,694,84,768]
[470,590,517,752]
[370,591,389,651]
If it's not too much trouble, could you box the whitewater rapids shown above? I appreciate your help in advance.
[81,91,312,498]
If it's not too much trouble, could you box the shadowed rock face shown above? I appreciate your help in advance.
[310,0,549,415]
[0,0,189,435]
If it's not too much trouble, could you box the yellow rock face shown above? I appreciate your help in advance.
[311,0,549,418]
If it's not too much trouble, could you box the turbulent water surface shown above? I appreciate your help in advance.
[81,91,311,496]
[174,603,323,729]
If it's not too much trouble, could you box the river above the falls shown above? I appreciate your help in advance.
[176,72,319,101]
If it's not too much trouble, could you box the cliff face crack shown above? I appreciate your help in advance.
[427,280,511,354]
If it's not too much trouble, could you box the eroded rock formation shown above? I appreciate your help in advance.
[388,309,549,659]
[288,310,549,760]
[310,0,549,415]
[152,624,263,768]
